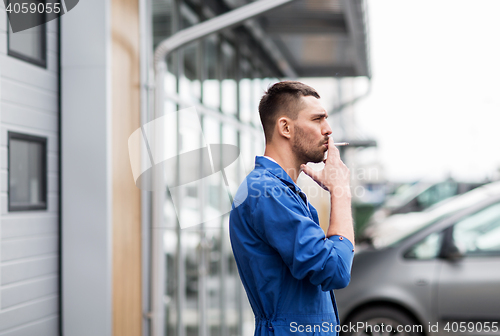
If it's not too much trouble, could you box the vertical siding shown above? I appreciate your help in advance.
[0,2,59,334]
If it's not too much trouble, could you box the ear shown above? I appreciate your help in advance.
[277,117,292,139]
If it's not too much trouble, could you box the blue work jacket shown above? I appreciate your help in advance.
[229,156,355,336]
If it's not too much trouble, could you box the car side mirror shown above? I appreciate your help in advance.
[413,197,424,212]
[440,241,465,261]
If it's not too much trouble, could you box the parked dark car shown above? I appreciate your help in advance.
[336,181,500,336]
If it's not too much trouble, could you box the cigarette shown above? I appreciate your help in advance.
[333,142,349,146]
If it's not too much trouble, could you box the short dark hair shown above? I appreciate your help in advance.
[258,81,320,142]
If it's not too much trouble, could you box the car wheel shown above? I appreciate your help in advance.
[340,306,424,336]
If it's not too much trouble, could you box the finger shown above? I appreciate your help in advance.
[301,163,323,181]
[326,137,340,163]
[300,164,317,179]
[301,164,329,191]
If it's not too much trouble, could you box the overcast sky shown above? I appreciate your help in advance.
[345,0,500,182]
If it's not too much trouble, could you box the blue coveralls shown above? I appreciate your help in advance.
[229,156,355,335]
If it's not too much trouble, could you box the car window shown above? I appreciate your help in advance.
[404,231,443,259]
[453,202,500,257]
[417,181,458,209]
[385,183,422,208]
[382,215,448,249]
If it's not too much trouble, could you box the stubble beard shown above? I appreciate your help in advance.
[292,125,326,164]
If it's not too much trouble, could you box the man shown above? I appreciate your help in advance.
[229,81,355,335]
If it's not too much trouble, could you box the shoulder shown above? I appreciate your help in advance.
[232,168,296,212]
[248,169,295,202]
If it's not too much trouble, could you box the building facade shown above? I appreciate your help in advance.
[0,3,60,335]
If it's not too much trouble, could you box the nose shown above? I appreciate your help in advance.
[322,120,332,136]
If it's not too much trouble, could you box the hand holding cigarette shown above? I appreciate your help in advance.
[300,137,351,194]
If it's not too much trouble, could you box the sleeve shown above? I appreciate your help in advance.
[252,185,355,291]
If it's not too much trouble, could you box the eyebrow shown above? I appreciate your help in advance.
[311,112,328,119]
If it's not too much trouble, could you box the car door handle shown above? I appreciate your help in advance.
[415,279,428,286]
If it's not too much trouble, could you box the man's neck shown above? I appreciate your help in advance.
[263,146,301,183]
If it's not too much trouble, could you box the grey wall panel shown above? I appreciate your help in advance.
[0,148,5,169]
[1,276,58,309]
[62,66,113,335]
[47,153,58,173]
[0,316,58,336]
[46,51,59,73]
[47,174,58,193]
[0,33,6,55]
[47,20,57,34]
[0,79,58,114]
[2,216,58,239]
[62,0,113,335]
[1,236,58,262]
[0,5,6,34]
[0,296,58,332]
[1,256,58,285]
[0,102,58,131]
[48,194,58,213]
[0,6,60,336]
[0,55,58,92]
[0,171,5,193]
[47,34,58,55]
[0,102,58,130]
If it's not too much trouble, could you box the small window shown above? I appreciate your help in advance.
[7,0,47,67]
[8,132,47,211]
[404,231,443,260]
[452,202,500,257]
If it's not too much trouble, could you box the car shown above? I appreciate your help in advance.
[336,181,500,336]
[367,180,484,233]
[362,181,500,249]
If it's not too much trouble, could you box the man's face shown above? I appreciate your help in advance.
[291,95,332,163]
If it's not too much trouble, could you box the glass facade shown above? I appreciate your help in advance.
[153,2,282,336]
